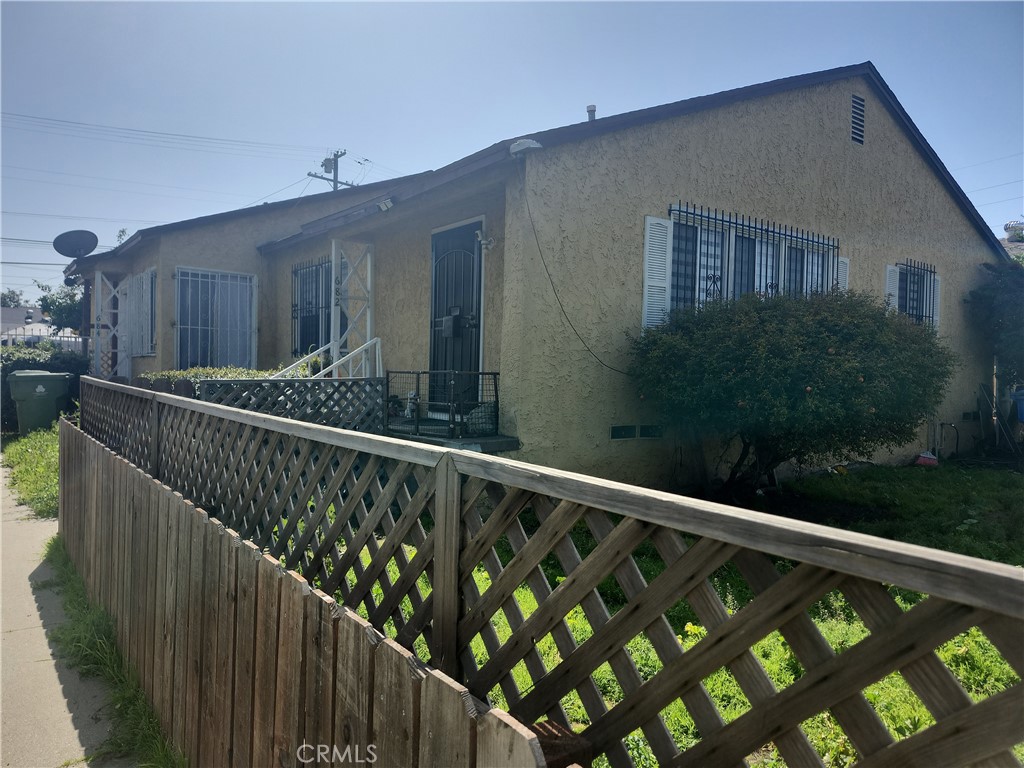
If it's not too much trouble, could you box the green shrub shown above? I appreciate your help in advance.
[1,341,89,431]
[629,291,957,490]
[966,260,1024,388]
[134,365,283,394]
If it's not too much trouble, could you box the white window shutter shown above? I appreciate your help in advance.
[885,264,900,310]
[642,216,672,328]
[837,257,850,291]
[125,269,155,356]
[932,274,941,329]
[127,273,141,357]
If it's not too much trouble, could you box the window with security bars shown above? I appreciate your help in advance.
[291,256,348,358]
[643,204,848,327]
[175,268,255,369]
[886,260,940,328]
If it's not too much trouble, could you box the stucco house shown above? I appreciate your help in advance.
[65,179,411,379]
[68,61,1010,487]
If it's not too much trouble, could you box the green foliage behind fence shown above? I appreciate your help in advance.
[1,342,89,431]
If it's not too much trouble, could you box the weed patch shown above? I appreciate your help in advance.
[41,536,184,768]
[2,423,60,517]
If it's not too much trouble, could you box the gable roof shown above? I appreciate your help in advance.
[65,176,404,277]
[266,61,1008,262]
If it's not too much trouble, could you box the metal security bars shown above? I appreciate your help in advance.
[292,256,348,357]
[176,268,255,369]
[667,203,841,309]
[896,259,937,326]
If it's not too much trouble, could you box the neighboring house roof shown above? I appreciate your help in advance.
[1000,238,1024,262]
[1,306,42,334]
[65,176,407,278]
[264,61,1010,263]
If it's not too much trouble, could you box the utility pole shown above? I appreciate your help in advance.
[308,150,355,190]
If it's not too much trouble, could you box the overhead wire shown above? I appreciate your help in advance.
[950,152,1024,171]
[2,210,167,225]
[1,112,393,180]
[965,179,1023,193]
[3,164,253,197]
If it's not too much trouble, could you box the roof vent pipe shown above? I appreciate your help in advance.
[587,104,596,121]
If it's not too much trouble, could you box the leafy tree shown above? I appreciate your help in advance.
[629,291,956,491]
[967,260,1024,388]
[34,281,84,333]
[1,289,24,307]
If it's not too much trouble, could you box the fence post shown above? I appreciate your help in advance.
[149,393,161,479]
[432,452,461,680]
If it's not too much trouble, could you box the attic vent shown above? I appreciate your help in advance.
[851,94,865,144]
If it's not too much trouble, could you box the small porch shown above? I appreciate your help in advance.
[385,369,519,453]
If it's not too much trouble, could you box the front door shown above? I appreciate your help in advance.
[429,222,482,407]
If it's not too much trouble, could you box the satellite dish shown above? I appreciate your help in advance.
[53,230,99,258]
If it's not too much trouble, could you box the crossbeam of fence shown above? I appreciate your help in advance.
[73,376,1024,767]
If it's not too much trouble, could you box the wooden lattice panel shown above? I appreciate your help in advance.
[79,378,154,470]
[446,455,1024,768]
[74,377,1024,767]
[199,378,385,434]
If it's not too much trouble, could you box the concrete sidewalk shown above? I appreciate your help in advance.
[0,463,130,768]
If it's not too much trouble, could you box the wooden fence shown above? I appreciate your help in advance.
[198,378,386,434]
[71,376,1024,767]
[59,421,548,768]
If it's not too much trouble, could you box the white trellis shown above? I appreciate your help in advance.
[333,240,374,365]
[92,271,130,379]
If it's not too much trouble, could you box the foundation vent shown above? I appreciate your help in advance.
[851,94,866,144]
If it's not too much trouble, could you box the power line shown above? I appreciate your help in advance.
[2,112,323,159]
[1,210,167,225]
[3,174,251,205]
[965,180,1023,193]
[244,178,310,207]
[3,164,252,198]
[0,262,71,268]
[1,237,115,249]
[1,112,394,178]
[950,152,1023,171]
[976,196,1023,207]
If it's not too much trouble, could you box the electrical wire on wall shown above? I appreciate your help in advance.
[516,161,630,376]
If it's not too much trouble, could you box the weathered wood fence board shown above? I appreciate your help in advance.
[64,376,1024,767]
[59,421,545,767]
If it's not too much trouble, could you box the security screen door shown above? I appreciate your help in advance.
[429,222,482,404]
[176,268,255,369]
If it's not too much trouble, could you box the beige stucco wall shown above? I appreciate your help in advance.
[83,191,379,377]
[499,74,1002,486]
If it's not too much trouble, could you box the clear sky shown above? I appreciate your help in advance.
[2,1,1021,304]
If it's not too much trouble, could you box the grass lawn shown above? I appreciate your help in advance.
[1,423,61,517]
[755,462,1024,566]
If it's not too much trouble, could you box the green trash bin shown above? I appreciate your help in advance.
[7,370,72,436]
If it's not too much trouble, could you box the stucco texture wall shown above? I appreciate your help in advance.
[499,75,1002,486]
